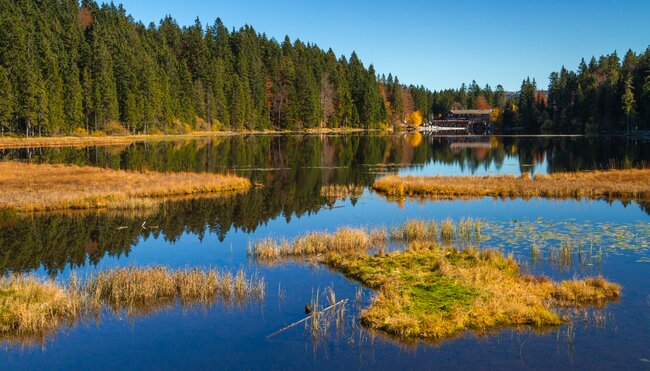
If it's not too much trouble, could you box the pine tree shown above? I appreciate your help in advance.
[0,66,14,135]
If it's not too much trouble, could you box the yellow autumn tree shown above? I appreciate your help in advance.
[490,108,501,122]
[406,111,423,128]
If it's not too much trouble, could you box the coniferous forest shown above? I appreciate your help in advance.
[0,0,648,136]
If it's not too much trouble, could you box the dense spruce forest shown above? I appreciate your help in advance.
[0,0,648,136]
[0,0,433,136]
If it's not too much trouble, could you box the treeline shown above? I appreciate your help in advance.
[0,0,437,136]
[428,49,650,133]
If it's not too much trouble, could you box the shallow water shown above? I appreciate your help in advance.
[1,134,649,370]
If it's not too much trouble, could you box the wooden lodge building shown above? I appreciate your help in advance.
[422,109,494,132]
[444,109,493,124]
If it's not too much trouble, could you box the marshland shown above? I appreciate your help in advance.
[1,134,650,370]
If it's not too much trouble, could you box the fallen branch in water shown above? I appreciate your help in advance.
[266,299,348,339]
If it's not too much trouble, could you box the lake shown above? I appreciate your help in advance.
[1,133,649,370]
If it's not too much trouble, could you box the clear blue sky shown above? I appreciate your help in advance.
[115,0,649,91]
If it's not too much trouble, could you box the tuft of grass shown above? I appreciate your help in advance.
[0,275,82,337]
[87,266,265,315]
[0,161,251,212]
[325,243,620,341]
[249,227,372,263]
[373,169,650,201]
[321,184,365,202]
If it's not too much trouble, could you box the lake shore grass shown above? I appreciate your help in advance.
[0,267,265,341]
[372,169,650,201]
[0,161,251,212]
[326,243,620,340]
[0,127,374,149]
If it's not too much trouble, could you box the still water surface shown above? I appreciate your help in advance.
[0,134,649,370]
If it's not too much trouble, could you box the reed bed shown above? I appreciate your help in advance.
[325,243,620,341]
[249,219,483,263]
[320,184,365,202]
[373,169,650,201]
[0,266,265,341]
[389,218,482,244]
[0,161,251,212]
[248,227,374,263]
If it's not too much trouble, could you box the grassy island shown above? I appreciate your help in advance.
[0,161,251,212]
[249,220,620,341]
[372,170,650,201]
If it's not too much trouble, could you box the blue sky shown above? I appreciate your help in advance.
[116,0,649,91]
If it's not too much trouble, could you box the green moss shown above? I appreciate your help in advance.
[405,280,477,314]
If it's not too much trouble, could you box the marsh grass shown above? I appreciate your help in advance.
[0,267,265,343]
[325,243,620,341]
[248,227,374,263]
[0,161,251,212]
[320,184,365,202]
[249,219,483,264]
[373,169,650,201]
[0,275,82,338]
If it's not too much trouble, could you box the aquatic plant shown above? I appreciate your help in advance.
[0,266,265,342]
[249,219,483,263]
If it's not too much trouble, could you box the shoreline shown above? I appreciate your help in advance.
[0,127,378,149]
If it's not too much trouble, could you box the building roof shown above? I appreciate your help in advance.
[449,110,493,115]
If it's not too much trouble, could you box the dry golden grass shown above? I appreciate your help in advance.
[373,169,650,201]
[0,127,373,149]
[0,266,265,342]
[249,227,373,263]
[249,219,483,264]
[0,161,251,212]
[0,132,241,149]
[0,275,82,338]
[87,266,265,315]
[320,184,365,201]
[326,243,620,340]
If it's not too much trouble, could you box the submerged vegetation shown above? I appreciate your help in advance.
[373,169,650,201]
[250,219,620,341]
[0,161,251,212]
[326,243,619,340]
[0,267,264,342]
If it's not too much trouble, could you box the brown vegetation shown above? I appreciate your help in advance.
[372,170,650,201]
[0,267,265,342]
[0,161,251,212]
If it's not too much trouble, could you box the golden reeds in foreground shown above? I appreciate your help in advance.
[372,169,650,201]
[0,267,265,341]
[326,243,620,341]
[0,161,251,212]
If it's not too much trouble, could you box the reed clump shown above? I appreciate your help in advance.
[248,227,373,262]
[389,218,481,244]
[325,243,620,341]
[87,266,265,315]
[0,161,251,212]
[249,219,484,263]
[0,275,82,338]
[372,169,650,201]
[320,184,365,201]
[0,266,265,342]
